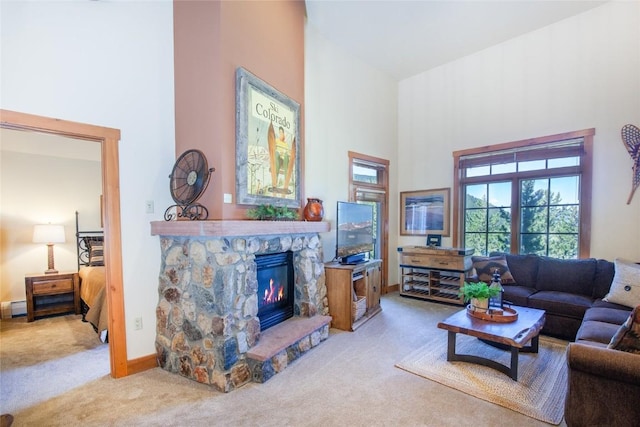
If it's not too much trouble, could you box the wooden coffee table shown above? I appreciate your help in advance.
[437,305,546,381]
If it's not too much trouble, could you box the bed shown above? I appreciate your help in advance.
[76,211,108,342]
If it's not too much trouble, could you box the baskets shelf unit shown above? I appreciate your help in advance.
[325,259,382,331]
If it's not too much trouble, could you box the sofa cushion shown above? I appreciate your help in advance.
[592,298,633,311]
[528,290,593,319]
[583,306,633,325]
[502,285,537,307]
[604,258,640,308]
[471,255,515,284]
[608,305,640,354]
[593,259,615,299]
[576,320,622,345]
[535,256,596,296]
[490,252,539,288]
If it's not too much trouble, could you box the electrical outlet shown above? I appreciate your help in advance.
[134,317,143,330]
[145,200,154,213]
[223,193,232,204]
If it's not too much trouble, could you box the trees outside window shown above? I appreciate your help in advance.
[453,129,594,259]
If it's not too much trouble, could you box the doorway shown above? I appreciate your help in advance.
[0,109,127,378]
[348,151,390,293]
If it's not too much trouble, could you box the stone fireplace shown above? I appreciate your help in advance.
[150,220,331,392]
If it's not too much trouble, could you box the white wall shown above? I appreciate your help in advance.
[305,23,399,282]
[397,2,640,261]
[1,1,175,358]
[0,150,101,303]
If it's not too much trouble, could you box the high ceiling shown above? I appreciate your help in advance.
[305,0,606,80]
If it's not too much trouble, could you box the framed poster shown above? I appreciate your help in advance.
[400,188,450,236]
[235,67,301,208]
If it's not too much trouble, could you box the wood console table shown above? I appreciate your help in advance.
[398,246,473,305]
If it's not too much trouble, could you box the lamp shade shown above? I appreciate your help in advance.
[33,224,66,244]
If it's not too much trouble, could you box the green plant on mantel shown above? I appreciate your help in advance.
[246,204,299,221]
[458,281,500,303]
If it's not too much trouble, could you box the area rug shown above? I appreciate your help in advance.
[395,333,568,425]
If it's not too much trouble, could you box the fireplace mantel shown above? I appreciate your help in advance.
[150,220,330,237]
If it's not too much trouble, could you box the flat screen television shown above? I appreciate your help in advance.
[336,201,374,264]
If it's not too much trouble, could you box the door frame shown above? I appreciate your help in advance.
[348,151,390,293]
[0,109,128,378]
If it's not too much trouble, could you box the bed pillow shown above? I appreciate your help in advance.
[89,245,104,266]
[608,305,640,354]
[603,259,640,308]
[86,238,105,266]
[471,255,515,284]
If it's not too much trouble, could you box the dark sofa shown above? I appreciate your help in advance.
[491,253,630,340]
[485,253,640,426]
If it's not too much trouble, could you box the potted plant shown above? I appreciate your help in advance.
[459,281,501,312]
[246,204,299,221]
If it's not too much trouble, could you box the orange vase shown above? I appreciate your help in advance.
[303,198,324,222]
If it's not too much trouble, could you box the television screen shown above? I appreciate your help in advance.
[336,201,374,260]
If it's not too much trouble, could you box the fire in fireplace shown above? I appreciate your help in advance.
[256,251,294,330]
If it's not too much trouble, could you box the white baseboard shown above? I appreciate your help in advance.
[1,300,27,318]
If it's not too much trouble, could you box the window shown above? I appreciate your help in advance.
[453,129,594,258]
[349,151,389,291]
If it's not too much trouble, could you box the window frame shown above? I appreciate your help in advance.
[452,129,594,258]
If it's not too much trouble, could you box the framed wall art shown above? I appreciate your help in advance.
[426,234,442,247]
[400,188,450,236]
[235,67,301,208]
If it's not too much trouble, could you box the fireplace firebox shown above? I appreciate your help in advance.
[256,251,294,331]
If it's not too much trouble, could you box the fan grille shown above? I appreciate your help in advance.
[170,149,211,205]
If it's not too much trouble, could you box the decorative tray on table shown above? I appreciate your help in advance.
[466,305,518,323]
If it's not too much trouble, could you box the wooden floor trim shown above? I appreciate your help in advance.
[127,354,158,376]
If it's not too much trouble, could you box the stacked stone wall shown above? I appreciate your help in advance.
[155,233,328,392]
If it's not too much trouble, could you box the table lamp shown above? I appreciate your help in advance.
[33,224,66,274]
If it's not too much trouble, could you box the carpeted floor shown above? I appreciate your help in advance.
[396,334,568,424]
[0,293,568,426]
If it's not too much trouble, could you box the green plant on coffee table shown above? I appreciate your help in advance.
[246,204,299,221]
[458,281,501,303]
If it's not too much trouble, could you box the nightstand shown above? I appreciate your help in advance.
[25,272,80,322]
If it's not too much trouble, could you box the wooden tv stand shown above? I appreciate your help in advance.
[325,259,382,331]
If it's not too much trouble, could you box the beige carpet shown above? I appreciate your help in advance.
[2,294,564,426]
[396,333,568,425]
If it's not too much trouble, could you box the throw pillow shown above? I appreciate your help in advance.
[491,252,539,288]
[89,244,104,266]
[84,237,105,267]
[608,305,640,354]
[471,255,515,284]
[603,259,640,308]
